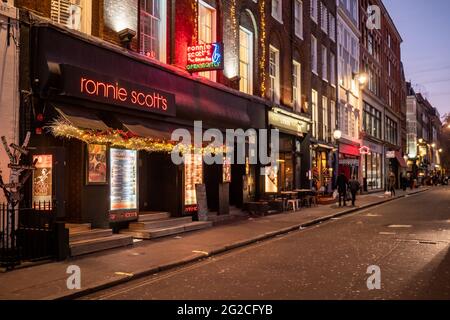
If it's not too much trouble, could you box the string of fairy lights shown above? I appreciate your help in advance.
[192,0,198,44]
[259,0,267,97]
[49,119,226,155]
[230,0,238,79]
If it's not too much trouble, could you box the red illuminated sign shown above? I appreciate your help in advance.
[186,42,224,73]
[61,65,176,117]
[359,146,370,155]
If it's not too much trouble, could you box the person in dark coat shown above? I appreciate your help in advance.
[348,176,361,207]
[336,173,348,207]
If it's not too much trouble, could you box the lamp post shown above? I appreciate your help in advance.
[333,129,342,188]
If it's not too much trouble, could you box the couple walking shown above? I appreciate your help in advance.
[336,173,360,207]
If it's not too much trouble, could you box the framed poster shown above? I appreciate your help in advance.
[32,154,53,204]
[223,156,231,183]
[184,153,203,213]
[87,144,107,184]
[110,148,137,211]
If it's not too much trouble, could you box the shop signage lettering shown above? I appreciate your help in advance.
[386,151,396,158]
[61,65,176,117]
[268,111,309,136]
[186,42,224,73]
[359,146,370,155]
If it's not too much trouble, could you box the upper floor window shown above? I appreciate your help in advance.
[239,26,254,95]
[271,0,283,23]
[311,0,318,23]
[311,35,318,74]
[330,52,336,86]
[51,0,92,34]
[269,46,280,104]
[320,3,328,34]
[292,60,302,112]
[322,45,328,81]
[329,14,336,42]
[294,0,303,39]
[198,0,217,81]
[140,0,166,62]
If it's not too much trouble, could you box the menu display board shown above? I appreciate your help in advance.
[32,154,53,203]
[110,148,137,211]
[184,153,203,206]
[87,144,107,184]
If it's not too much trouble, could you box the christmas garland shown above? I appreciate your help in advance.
[48,119,224,154]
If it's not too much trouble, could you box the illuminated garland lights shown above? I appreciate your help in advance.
[49,119,226,155]
[259,0,267,97]
[230,0,238,78]
[192,0,198,44]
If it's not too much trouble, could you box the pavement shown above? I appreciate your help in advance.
[0,187,429,300]
[82,186,449,300]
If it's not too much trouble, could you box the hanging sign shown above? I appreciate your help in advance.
[186,42,224,73]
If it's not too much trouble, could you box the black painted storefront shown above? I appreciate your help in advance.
[24,22,267,228]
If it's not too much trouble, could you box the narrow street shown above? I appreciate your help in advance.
[83,187,450,300]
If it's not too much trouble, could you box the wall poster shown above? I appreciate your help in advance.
[87,144,107,184]
[32,154,53,204]
[110,148,137,211]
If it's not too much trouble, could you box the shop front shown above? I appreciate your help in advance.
[338,142,361,181]
[385,149,408,189]
[361,140,384,192]
[265,108,311,193]
[311,145,334,194]
[25,22,266,228]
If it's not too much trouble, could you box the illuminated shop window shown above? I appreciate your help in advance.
[51,0,92,35]
[140,0,167,62]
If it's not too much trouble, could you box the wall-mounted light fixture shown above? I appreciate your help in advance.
[118,28,136,49]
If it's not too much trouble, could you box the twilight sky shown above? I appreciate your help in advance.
[383,0,450,118]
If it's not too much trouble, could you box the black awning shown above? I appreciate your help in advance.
[119,116,173,141]
[54,105,109,131]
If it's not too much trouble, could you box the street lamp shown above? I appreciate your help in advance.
[439,148,443,153]
[431,143,436,148]
[333,130,342,140]
[418,138,424,144]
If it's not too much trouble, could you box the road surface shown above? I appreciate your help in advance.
[83,186,450,300]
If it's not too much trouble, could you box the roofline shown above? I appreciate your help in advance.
[380,0,403,43]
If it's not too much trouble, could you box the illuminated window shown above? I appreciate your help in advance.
[269,46,280,104]
[198,0,217,81]
[140,0,166,62]
[322,96,328,141]
[292,60,301,112]
[311,90,318,138]
[239,26,253,95]
[51,0,92,34]
[294,0,303,39]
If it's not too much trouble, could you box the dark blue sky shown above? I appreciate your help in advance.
[383,0,450,117]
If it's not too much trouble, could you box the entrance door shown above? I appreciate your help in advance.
[141,153,182,217]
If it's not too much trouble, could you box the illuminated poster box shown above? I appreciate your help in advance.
[186,42,224,73]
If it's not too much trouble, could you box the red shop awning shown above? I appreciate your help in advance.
[395,151,408,168]
[339,143,360,157]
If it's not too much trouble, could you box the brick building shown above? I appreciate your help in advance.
[359,0,405,190]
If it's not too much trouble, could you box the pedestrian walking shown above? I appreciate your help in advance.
[348,176,361,207]
[388,172,396,197]
[336,173,348,207]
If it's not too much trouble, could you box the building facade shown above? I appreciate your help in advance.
[336,0,362,184]
[0,0,20,203]
[359,0,405,191]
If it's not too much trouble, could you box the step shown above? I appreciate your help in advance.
[129,216,192,230]
[70,234,133,257]
[138,212,171,222]
[121,221,212,239]
[66,223,92,234]
[69,229,113,242]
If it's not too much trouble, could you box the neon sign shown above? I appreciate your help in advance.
[186,42,224,73]
[61,65,176,117]
[359,146,370,155]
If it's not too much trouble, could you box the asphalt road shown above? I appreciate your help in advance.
[84,186,450,300]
